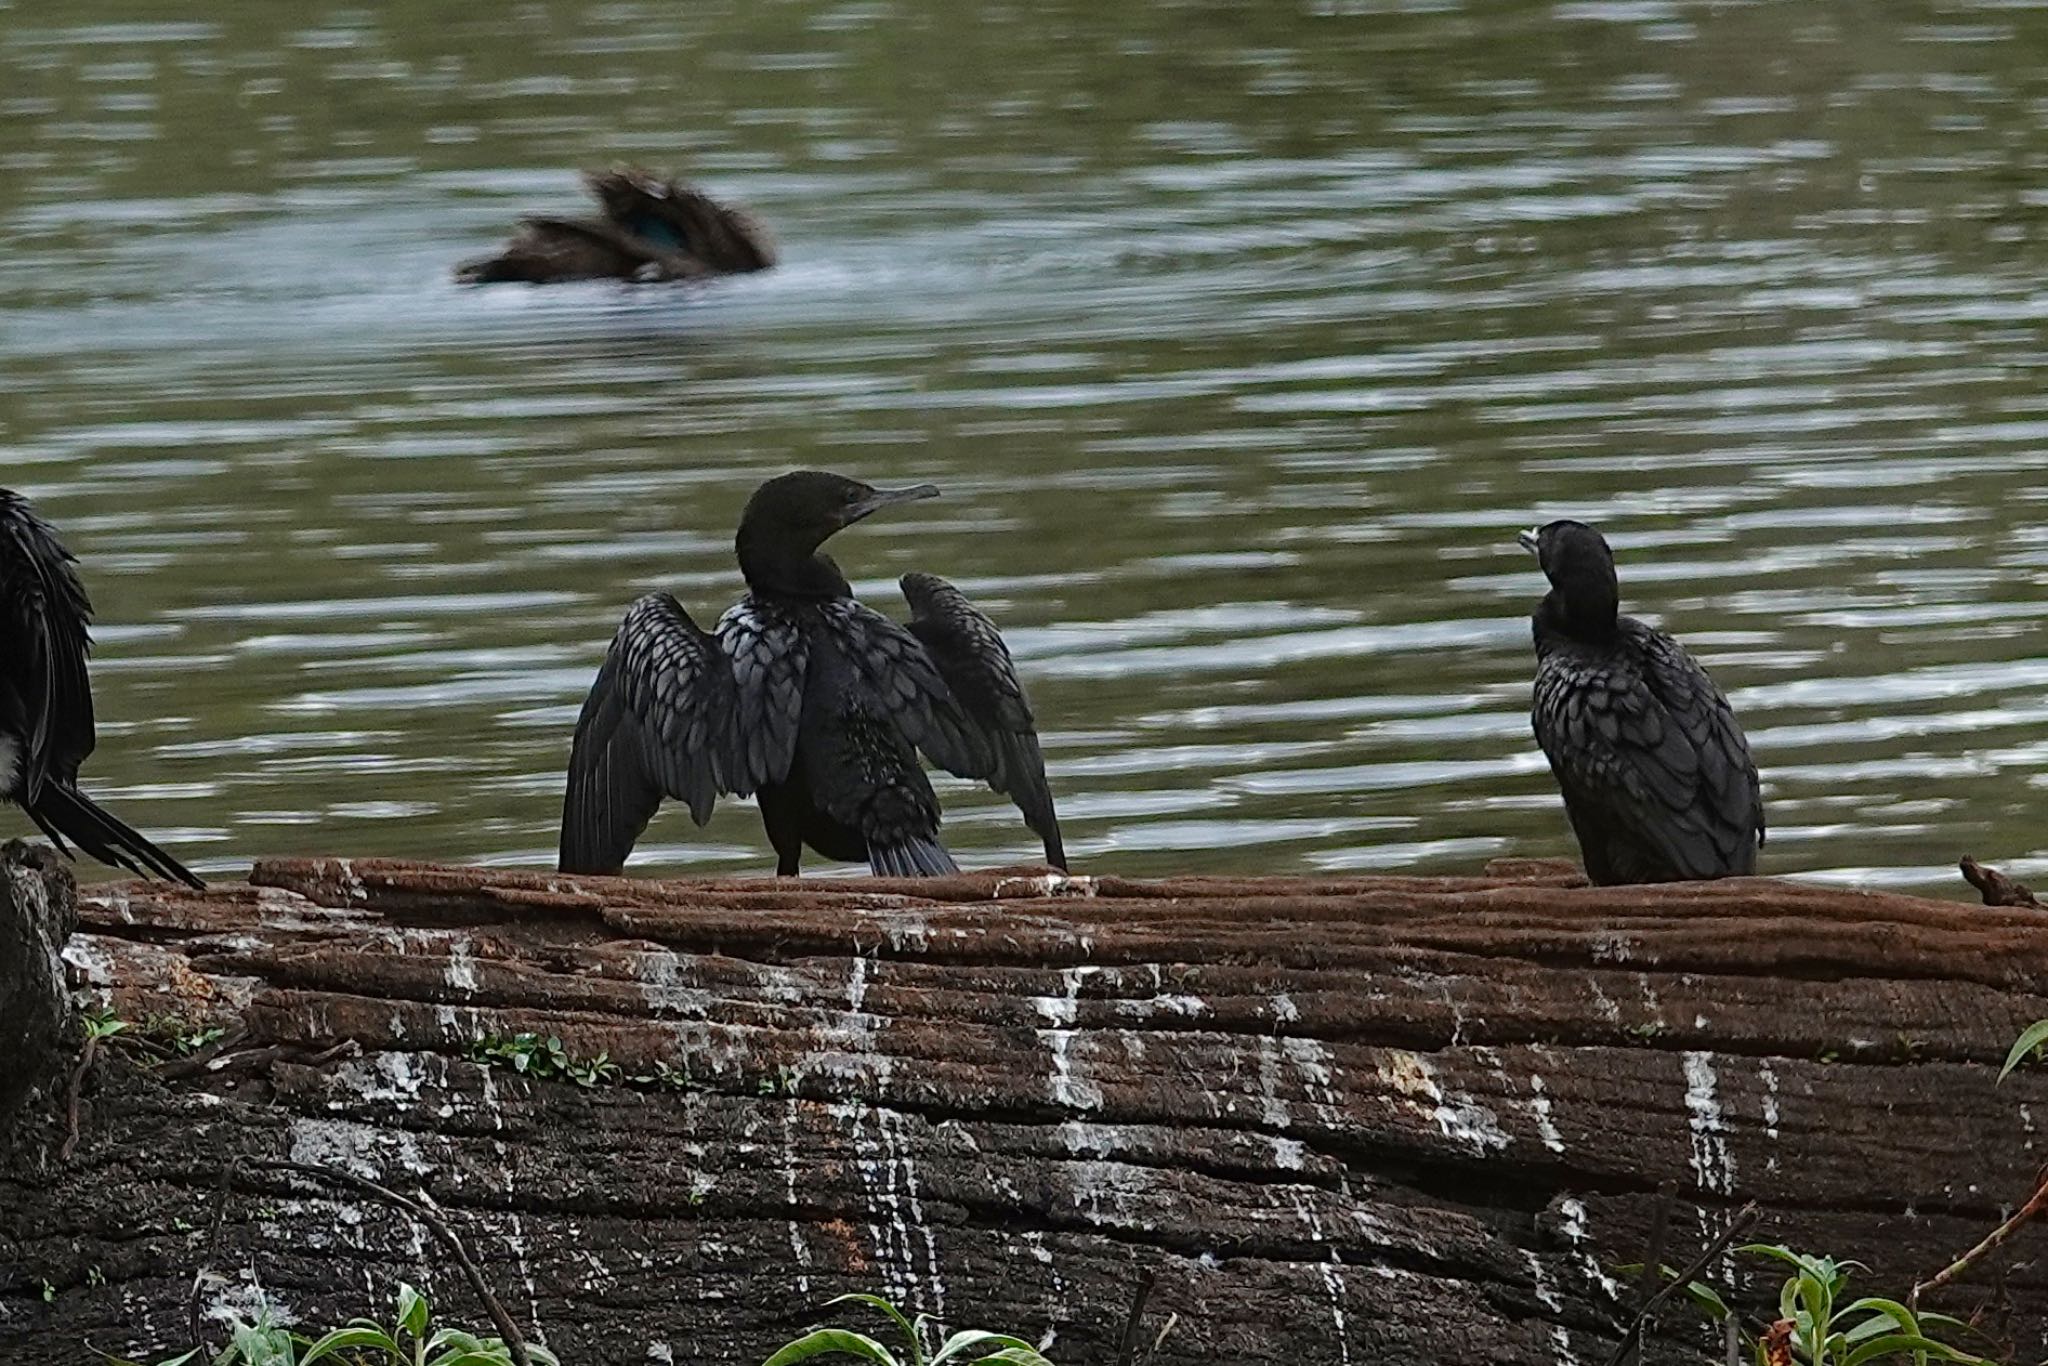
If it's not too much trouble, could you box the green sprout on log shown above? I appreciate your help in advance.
[762,1292,1057,1366]
[105,1282,558,1366]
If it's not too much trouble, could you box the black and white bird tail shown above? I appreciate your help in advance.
[869,835,959,879]
[25,781,203,889]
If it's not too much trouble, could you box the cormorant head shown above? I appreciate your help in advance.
[737,471,940,594]
[1519,519,1619,635]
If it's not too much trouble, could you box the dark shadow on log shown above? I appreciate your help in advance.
[4,856,2047,1364]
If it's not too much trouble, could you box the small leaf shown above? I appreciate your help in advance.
[827,1294,924,1363]
[759,1328,902,1366]
[397,1283,430,1341]
[932,1332,1043,1364]
[299,1325,406,1363]
[1680,1280,1732,1322]
[1843,1333,1988,1366]
[2000,1019,2048,1082]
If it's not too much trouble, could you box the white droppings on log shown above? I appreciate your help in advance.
[1270,992,1301,1023]
[1037,966,1103,1111]
[1042,1029,1102,1111]
[205,1268,295,1331]
[1527,1073,1566,1154]
[1682,1051,1735,1196]
[444,937,479,994]
[288,1115,428,1180]
[1558,1197,1625,1301]
[1590,933,1634,963]
[1283,1036,1341,1121]
[1065,1159,1152,1229]
[1058,1119,1118,1158]
[1257,1036,1292,1129]
[779,1100,813,1295]
[881,1107,947,1322]
[832,1101,916,1308]
[503,1209,544,1341]
[61,937,117,989]
[1381,1049,1508,1153]
[341,1052,431,1105]
[1759,1063,1782,1170]
[1317,1256,1353,1365]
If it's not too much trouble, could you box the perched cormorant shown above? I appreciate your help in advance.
[560,471,1064,878]
[456,168,775,286]
[0,492,202,888]
[1520,519,1762,885]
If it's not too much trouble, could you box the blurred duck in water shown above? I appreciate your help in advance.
[456,168,776,285]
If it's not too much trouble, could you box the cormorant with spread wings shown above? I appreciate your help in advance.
[1521,519,1762,885]
[0,491,202,888]
[560,471,1064,878]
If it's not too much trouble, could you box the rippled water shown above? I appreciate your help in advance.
[3,0,2047,889]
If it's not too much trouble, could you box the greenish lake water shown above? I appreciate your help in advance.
[3,0,2047,888]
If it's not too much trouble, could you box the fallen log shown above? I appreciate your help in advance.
[3,853,2046,1365]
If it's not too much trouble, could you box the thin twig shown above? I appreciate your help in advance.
[1143,1312,1179,1364]
[58,1032,102,1162]
[246,1157,534,1366]
[1619,1182,1677,1366]
[1113,1267,1156,1366]
[1602,1202,1759,1366]
[1910,1165,2048,1313]
[189,1160,239,1356]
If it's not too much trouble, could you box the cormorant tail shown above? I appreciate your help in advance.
[25,781,204,889]
[869,835,958,879]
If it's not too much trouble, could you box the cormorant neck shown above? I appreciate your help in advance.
[1536,584,1619,643]
[737,526,851,599]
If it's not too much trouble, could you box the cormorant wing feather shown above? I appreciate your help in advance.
[1534,645,1718,879]
[830,600,996,782]
[0,494,96,799]
[560,593,737,874]
[717,600,809,796]
[1626,620,1765,850]
[899,573,1065,869]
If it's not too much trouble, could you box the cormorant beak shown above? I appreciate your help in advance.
[1516,528,1541,555]
[845,483,941,525]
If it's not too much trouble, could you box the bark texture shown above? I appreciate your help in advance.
[0,843,77,1126]
[3,855,2046,1365]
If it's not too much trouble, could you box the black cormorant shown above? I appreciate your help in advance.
[560,471,1064,878]
[1520,519,1762,885]
[456,168,775,285]
[0,491,202,888]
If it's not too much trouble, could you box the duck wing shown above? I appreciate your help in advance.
[583,169,776,273]
[898,573,1064,869]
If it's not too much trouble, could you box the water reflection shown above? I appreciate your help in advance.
[3,0,2047,890]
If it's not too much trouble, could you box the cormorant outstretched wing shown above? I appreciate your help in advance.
[1533,623,1758,879]
[898,573,1065,869]
[0,492,96,799]
[560,593,738,874]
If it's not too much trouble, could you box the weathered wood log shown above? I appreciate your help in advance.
[4,855,2047,1365]
[0,843,77,1127]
